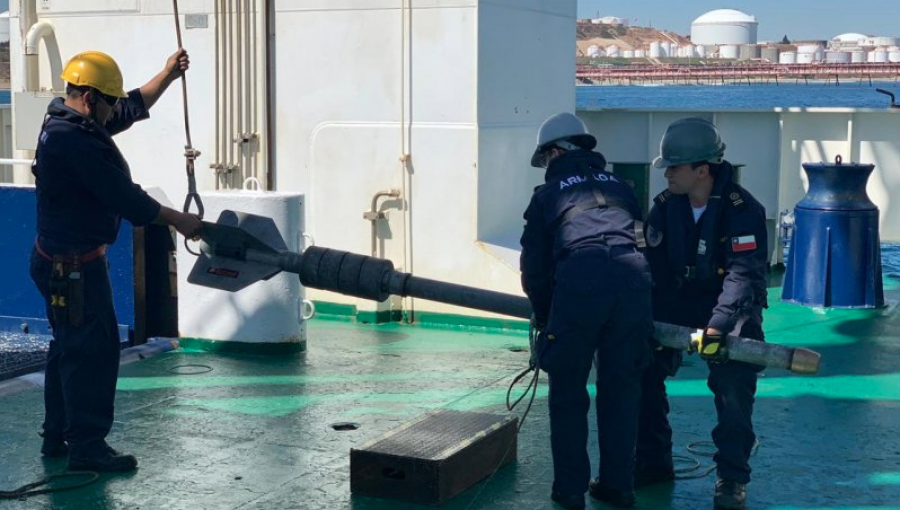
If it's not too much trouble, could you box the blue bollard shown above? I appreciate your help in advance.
[782,156,884,308]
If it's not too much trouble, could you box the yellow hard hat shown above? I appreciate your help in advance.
[60,51,128,98]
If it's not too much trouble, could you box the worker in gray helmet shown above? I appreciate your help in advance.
[636,117,768,510]
[520,112,653,509]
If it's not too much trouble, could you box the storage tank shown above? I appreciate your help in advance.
[761,47,779,62]
[622,49,635,59]
[696,45,708,57]
[684,44,696,58]
[889,51,900,63]
[869,36,898,47]
[649,41,662,58]
[740,44,760,60]
[634,49,646,58]
[0,11,9,44]
[797,44,822,54]
[851,51,866,63]
[779,51,797,64]
[873,49,888,63]
[587,44,602,57]
[719,44,739,59]
[825,51,851,63]
[796,52,815,64]
[691,9,758,45]
[607,45,620,57]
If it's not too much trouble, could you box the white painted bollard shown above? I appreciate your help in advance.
[177,190,312,352]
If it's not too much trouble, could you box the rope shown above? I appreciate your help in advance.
[173,0,204,220]
[0,471,99,500]
[673,439,760,480]
[461,324,542,510]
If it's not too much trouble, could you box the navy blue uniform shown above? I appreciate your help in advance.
[520,149,653,497]
[29,92,160,455]
[637,162,768,485]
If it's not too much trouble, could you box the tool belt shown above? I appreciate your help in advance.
[35,239,106,328]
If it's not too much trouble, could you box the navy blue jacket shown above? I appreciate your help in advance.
[520,149,644,324]
[33,91,161,247]
[645,162,768,333]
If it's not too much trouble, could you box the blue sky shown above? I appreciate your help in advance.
[578,1,899,42]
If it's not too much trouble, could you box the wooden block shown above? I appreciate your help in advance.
[350,409,518,506]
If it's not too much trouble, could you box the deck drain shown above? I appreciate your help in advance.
[169,364,214,375]
[331,422,360,431]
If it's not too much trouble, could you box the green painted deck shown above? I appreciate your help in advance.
[2,276,900,510]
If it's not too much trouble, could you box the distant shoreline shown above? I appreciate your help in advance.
[576,77,899,87]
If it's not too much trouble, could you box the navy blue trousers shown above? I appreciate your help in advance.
[539,247,653,497]
[30,247,121,451]
[637,319,763,484]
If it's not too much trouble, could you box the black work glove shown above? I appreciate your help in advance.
[697,329,728,363]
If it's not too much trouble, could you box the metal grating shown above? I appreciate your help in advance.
[0,331,50,382]
[360,409,516,461]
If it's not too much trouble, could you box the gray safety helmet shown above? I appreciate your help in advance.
[530,112,597,167]
[652,117,726,169]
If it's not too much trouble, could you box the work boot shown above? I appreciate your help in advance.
[550,490,585,510]
[68,441,138,472]
[588,478,636,508]
[713,479,747,510]
[634,463,675,488]
[39,431,68,458]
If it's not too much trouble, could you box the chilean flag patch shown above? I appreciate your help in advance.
[731,235,757,252]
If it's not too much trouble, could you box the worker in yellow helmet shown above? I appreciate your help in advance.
[30,49,202,473]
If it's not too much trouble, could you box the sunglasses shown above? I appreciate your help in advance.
[92,91,121,107]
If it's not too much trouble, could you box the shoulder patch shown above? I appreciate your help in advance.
[646,223,664,248]
[653,189,672,205]
[729,190,745,208]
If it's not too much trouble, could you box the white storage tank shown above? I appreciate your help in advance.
[797,44,822,54]
[649,41,662,58]
[634,49,646,58]
[606,45,620,57]
[740,44,760,60]
[868,37,898,47]
[177,191,311,350]
[873,49,889,63]
[691,9,758,45]
[0,11,9,44]
[696,45,708,57]
[825,51,851,63]
[796,52,815,64]
[779,51,797,64]
[890,50,900,63]
[684,44,696,58]
[851,51,866,63]
[622,49,635,59]
[761,47,779,62]
[719,44,739,59]
[587,44,602,58]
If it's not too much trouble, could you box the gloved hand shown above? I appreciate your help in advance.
[696,328,728,363]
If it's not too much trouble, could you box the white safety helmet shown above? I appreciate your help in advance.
[530,112,597,167]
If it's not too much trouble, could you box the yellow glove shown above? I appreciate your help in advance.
[691,328,728,363]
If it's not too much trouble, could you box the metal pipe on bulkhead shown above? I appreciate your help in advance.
[365,189,402,257]
[225,0,235,188]
[18,0,64,184]
[213,0,222,189]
